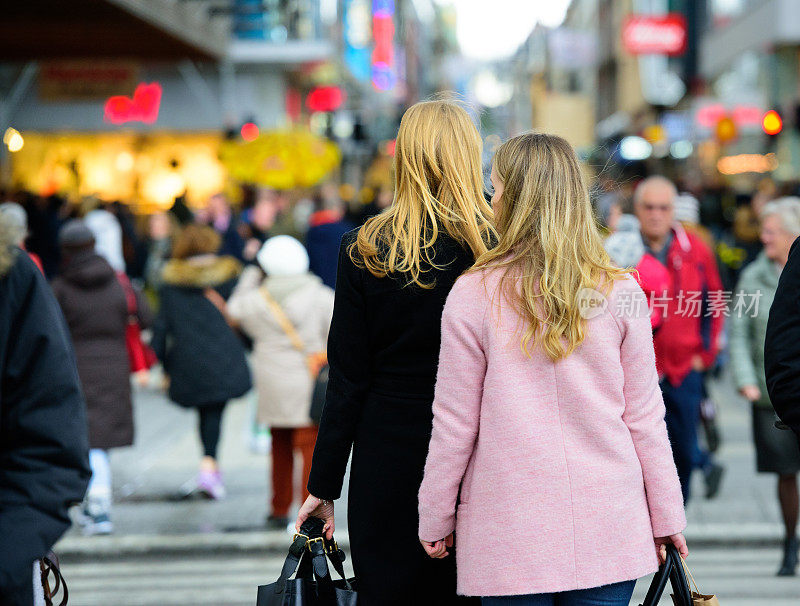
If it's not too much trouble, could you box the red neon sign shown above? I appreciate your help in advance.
[104,82,162,124]
[306,86,346,113]
[622,14,688,56]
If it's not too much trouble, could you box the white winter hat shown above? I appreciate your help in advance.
[257,235,309,276]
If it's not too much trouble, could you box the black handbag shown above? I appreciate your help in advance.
[638,544,692,606]
[257,517,356,606]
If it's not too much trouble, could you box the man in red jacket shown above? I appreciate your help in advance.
[635,176,725,503]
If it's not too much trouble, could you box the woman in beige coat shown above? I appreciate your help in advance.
[228,235,334,528]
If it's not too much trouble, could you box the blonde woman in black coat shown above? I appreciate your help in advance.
[294,100,495,605]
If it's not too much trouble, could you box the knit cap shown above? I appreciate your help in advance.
[257,235,310,276]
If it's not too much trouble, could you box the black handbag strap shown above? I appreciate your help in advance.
[639,545,691,606]
[273,531,352,595]
[274,534,309,595]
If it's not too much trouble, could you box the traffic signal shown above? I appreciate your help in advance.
[762,110,782,135]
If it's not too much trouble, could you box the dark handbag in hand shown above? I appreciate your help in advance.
[38,553,68,606]
[257,517,356,606]
[639,544,692,606]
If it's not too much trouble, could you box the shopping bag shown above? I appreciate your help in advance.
[675,555,720,606]
[639,544,692,606]
[257,517,356,606]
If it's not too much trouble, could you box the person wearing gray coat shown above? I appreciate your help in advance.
[729,197,800,576]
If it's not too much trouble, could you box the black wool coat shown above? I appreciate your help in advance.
[52,251,143,450]
[765,237,800,438]
[152,256,252,407]
[0,249,91,606]
[307,230,480,606]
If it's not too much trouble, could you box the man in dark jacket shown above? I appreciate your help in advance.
[0,218,91,605]
[766,237,800,438]
[306,187,354,289]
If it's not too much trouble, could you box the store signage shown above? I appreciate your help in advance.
[104,83,162,125]
[622,14,687,56]
[696,103,766,130]
[371,0,396,91]
[39,60,139,101]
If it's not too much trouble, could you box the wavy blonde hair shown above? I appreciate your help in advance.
[351,100,495,287]
[474,133,629,361]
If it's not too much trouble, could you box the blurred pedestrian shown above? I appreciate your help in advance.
[635,176,725,503]
[202,192,245,260]
[596,190,622,233]
[239,191,278,264]
[143,211,175,291]
[85,208,154,386]
[731,198,800,576]
[734,179,775,265]
[0,216,90,605]
[84,208,126,273]
[0,201,43,272]
[52,220,140,535]
[675,192,715,251]
[306,184,355,289]
[228,236,334,529]
[151,225,252,499]
[417,133,686,605]
[604,214,670,331]
[294,99,495,605]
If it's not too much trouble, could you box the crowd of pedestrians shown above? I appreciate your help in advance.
[3,98,800,605]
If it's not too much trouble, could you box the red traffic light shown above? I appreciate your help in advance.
[241,122,259,141]
[762,110,782,136]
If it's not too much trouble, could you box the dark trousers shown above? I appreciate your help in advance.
[661,371,703,503]
[198,403,226,459]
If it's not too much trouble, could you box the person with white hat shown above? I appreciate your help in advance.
[227,236,334,529]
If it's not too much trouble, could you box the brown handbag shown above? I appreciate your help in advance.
[38,553,68,606]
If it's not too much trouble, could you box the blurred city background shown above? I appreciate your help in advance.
[2,0,800,604]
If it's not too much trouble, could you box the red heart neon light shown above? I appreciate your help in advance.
[104,82,162,124]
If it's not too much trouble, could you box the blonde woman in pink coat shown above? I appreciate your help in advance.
[418,133,687,605]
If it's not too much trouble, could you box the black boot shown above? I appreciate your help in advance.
[777,536,799,576]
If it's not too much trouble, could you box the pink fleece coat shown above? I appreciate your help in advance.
[418,270,686,597]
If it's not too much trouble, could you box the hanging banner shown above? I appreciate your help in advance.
[39,61,140,101]
[622,14,688,56]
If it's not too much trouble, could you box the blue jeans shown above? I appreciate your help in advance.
[481,580,636,606]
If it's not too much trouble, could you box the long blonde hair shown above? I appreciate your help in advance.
[351,100,495,287]
[474,133,629,361]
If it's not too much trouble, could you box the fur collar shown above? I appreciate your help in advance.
[162,255,242,288]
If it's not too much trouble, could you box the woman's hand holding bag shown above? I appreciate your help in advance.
[296,495,335,540]
[420,533,453,559]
